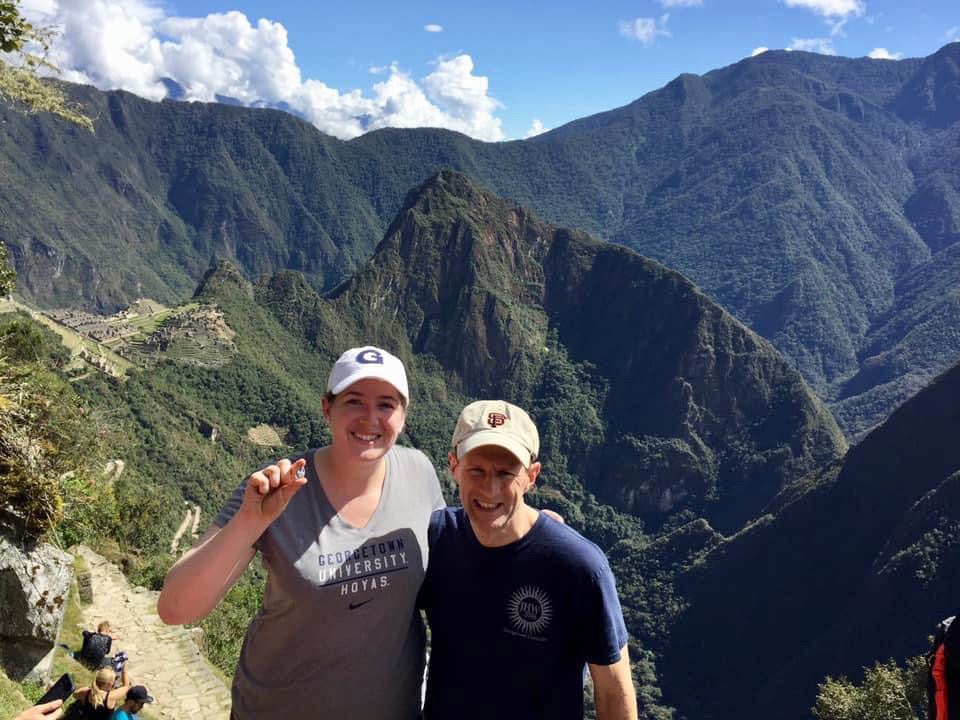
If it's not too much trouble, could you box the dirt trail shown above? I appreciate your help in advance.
[170,504,201,555]
[75,545,231,719]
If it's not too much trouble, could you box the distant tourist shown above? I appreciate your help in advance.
[158,346,445,719]
[109,686,153,719]
[79,621,116,668]
[419,400,638,720]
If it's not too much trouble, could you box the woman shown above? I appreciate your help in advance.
[158,346,445,720]
[69,666,129,719]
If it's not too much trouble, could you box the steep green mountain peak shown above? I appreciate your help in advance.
[312,171,846,530]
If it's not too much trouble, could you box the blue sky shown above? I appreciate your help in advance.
[19,0,960,141]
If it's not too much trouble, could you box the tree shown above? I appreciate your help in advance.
[812,656,930,720]
[0,0,93,129]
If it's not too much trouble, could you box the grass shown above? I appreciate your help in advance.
[0,668,28,720]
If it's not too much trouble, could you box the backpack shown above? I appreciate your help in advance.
[78,630,112,668]
[928,616,959,720]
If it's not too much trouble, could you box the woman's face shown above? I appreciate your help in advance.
[322,378,406,462]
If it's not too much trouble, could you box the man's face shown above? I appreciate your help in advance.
[450,445,540,547]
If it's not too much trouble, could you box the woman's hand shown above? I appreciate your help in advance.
[240,457,308,525]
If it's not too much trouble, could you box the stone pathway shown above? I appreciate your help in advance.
[74,545,231,719]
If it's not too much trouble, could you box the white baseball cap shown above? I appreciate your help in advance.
[327,346,410,404]
[451,400,540,468]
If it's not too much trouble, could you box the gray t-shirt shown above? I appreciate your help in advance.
[214,445,445,720]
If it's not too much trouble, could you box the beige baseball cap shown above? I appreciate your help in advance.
[451,400,540,468]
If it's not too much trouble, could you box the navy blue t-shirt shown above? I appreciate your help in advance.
[420,507,628,720]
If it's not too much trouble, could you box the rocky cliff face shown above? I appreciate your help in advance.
[289,171,846,530]
[0,537,72,682]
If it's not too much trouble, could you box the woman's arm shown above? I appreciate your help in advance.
[156,522,258,625]
[107,661,131,705]
[157,458,307,625]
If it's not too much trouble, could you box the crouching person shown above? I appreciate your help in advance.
[419,401,638,720]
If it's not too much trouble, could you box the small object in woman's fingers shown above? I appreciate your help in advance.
[296,466,306,480]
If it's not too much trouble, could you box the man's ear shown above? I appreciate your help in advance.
[448,452,459,480]
[524,461,542,492]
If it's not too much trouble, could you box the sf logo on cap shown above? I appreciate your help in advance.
[487,412,507,428]
[356,349,384,365]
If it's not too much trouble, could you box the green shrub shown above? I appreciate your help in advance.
[812,656,929,720]
[199,567,266,676]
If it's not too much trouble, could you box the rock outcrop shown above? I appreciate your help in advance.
[0,537,72,682]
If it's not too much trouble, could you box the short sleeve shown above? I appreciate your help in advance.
[428,468,446,512]
[213,479,247,529]
[581,556,629,666]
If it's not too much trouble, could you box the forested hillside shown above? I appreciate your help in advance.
[3,167,958,719]
[3,44,960,436]
[655,356,960,719]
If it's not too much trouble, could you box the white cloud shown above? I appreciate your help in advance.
[867,47,902,60]
[657,0,702,7]
[783,0,866,18]
[751,46,770,56]
[421,55,504,140]
[619,15,671,45]
[946,27,960,41]
[827,17,849,36]
[18,0,504,141]
[424,24,443,33]
[524,118,548,138]
[787,37,837,54]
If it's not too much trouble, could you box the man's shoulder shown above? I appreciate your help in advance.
[537,515,611,572]
[429,506,463,533]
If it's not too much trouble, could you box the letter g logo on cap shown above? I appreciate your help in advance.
[356,349,384,365]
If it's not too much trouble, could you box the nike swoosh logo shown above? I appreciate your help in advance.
[349,599,373,610]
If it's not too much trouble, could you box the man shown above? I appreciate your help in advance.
[110,685,153,719]
[420,400,638,720]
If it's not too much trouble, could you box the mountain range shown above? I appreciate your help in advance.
[5,151,958,718]
[62,169,848,717]
[3,43,960,437]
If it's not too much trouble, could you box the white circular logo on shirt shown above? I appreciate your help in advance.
[507,585,553,636]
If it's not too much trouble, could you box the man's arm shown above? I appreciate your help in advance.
[588,645,638,720]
